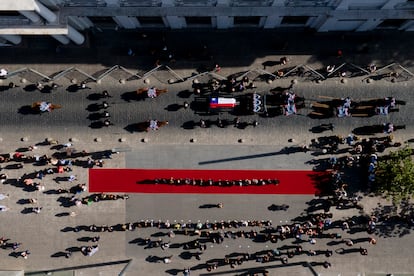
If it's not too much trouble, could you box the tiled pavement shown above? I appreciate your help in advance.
[0,30,413,275]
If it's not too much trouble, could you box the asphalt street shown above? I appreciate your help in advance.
[0,76,412,147]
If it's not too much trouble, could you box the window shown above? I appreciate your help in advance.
[138,17,165,26]
[234,16,261,26]
[231,0,272,6]
[281,16,309,25]
[186,17,212,26]
[176,0,216,6]
[0,11,20,16]
[377,19,407,28]
[63,0,106,7]
[120,0,162,6]
[349,4,383,10]
[88,17,116,28]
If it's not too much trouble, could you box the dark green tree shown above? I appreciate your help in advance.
[375,146,414,204]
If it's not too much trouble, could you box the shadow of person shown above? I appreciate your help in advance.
[43,189,59,195]
[60,226,77,232]
[124,122,148,133]
[51,251,69,258]
[18,105,40,115]
[89,121,105,129]
[268,204,289,211]
[177,90,193,98]
[23,84,37,92]
[0,85,11,92]
[121,91,146,102]
[21,207,34,214]
[235,122,249,129]
[335,247,360,255]
[9,252,21,258]
[65,246,82,252]
[165,104,183,112]
[77,237,93,242]
[23,185,37,192]
[269,86,291,93]
[146,255,162,263]
[53,176,70,184]
[87,93,106,101]
[151,231,168,237]
[199,204,220,209]
[406,138,414,144]
[87,113,103,121]
[66,84,80,92]
[169,243,182,249]
[179,251,193,260]
[309,124,334,133]
[16,199,32,205]
[182,121,195,130]
[165,269,183,275]
[55,212,71,217]
[56,196,73,208]
[352,125,384,135]
[326,240,344,246]
[129,237,148,245]
[40,85,54,93]
[15,147,31,152]
[262,60,281,69]
[5,164,23,170]
[86,103,102,112]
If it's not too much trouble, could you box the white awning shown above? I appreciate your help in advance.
[0,0,36,11]
[0,26,69,35]
[0,271,24,276]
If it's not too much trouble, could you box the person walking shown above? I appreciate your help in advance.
[12,242,21,250]
[214,64,221,72]
[32,207,42,214]
[0,68,8,78]
[163,255,173,263]
[0,206,10,212]
[92,236,100,242]
[0,194,9,200]
[20,250,30,259]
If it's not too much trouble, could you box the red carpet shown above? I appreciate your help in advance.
[89,169,326,194]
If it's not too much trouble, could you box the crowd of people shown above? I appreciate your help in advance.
[192,75,256,95]
[198,118,259,129]
[311,96,401,119]
[123,204,378,273]
[71,219,273,234]
[0,66,406,276]
[308,130,402,207]
[0,126,390,273]
[0,237,30,259]
[309,132,400,159]
[151,178,280,186]
[0,140,118,260]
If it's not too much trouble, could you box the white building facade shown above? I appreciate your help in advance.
[0,0,414,45]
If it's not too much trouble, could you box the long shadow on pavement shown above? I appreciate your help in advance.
[198,147,307,165]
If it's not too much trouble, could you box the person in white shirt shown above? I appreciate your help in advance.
[0,68,8,78]
[163,255,173,263]
[0,205,10,212]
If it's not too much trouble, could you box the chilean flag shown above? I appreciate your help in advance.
[210,97,237,109]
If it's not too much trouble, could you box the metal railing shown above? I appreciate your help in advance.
[4,62,413,85]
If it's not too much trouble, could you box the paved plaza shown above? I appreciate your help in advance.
[0,31,413,276]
